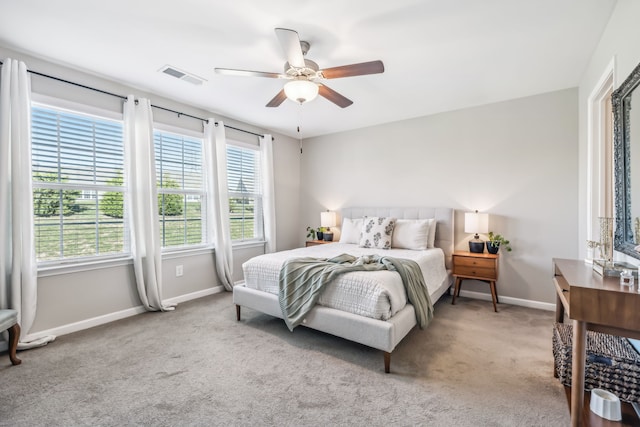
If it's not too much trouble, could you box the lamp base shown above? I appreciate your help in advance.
[469,240,485,253]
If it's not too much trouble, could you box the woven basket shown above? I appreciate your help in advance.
[552,322,640,403]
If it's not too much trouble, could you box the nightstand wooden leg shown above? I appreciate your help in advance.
[452,277,461,305]
[489,281,498,312]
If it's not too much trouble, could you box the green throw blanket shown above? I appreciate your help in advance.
[278,253,433,331]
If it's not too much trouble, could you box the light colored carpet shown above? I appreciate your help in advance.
[1,293,568,426]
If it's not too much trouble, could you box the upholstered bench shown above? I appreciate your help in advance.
[0,309,21,365]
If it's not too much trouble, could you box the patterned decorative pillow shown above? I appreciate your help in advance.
[359,216,396,249]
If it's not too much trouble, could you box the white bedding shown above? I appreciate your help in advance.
[242,243,448,321]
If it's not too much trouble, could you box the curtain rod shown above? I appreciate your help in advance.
[0,60,271,140]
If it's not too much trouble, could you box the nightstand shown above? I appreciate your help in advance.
[305,240,335,247]
[451,251,499,312]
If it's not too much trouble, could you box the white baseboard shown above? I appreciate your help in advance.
[164,285,225,305]
[456,289,556,312]
[24,286,225,342]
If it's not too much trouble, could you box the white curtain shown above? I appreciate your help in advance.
[260,134,277,253]
[204,120,234,290]
[0,59,54,349]
[123,96,174,311]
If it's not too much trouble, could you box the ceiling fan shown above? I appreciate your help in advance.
[215,28,384,108]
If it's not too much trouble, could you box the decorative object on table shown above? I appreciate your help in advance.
[464,210,488,253]
[486,232,511,254]
[590,389,622,421]
[320,210,337,241]
[620,269,635,288]
[588,216,625,276]
[591,259,639,277]
[587,217,614,271]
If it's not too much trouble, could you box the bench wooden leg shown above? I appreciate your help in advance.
[8,323,21,365]
[384,352,391,373]
[236,305,241,321]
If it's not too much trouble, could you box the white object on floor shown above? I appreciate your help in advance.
[589,388,622,421]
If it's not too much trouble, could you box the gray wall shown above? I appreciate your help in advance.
[0,46,301,335]
[301,89,579,305]
[578,0,640,261]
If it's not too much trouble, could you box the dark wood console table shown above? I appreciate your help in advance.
[553,258,640,427]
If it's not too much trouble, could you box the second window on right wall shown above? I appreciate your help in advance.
[226,142,263,242]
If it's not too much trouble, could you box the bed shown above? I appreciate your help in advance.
[233,207,454,372]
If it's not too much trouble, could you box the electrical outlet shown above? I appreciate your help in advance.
[176,265,183,277]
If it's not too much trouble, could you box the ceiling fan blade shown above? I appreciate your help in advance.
[318,84,353,108]
[215,68,287,79]
[320,60,385,79]
[275,28,305,68]
[266,89,287,107]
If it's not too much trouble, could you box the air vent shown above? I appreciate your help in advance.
[158,65,206,86]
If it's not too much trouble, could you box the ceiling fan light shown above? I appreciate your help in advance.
[284,80,319,104]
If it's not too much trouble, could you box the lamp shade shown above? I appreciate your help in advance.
[284,80,319,104]
[464,211,489,234]
[320,211,337,228]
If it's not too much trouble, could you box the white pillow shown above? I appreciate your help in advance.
[428,218,437,248]
[359,217,396,249]
[392,219,431,250]
[339,217,363,244]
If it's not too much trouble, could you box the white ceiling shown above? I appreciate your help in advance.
[0,0,617,138]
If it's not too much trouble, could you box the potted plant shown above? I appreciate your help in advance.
[306,226,317,240]
[486,232,512,254]
[306,226,324,241]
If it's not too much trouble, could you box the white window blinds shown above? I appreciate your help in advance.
[154,130,206,248]
[227,144,263,241]
[31,105,127,261]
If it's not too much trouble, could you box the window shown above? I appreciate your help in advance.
[31,105,126,262]
[154,130,206,248]
[227,143,263,241]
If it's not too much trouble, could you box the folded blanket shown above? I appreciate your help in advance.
[278,253,433,331]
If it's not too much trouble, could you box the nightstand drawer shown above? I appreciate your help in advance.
[453,256,495,269]
[305,240,335,247]
[454,266,497,280]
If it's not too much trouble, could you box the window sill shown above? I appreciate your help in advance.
[38,247,215,277]
[232,240,266,250]
[162,246,214,260]
[38,256,133,278]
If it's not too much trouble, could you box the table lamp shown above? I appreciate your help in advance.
[321,211,337,241]
[465,210,489,253]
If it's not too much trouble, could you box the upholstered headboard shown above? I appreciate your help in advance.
[339,207,455,270]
